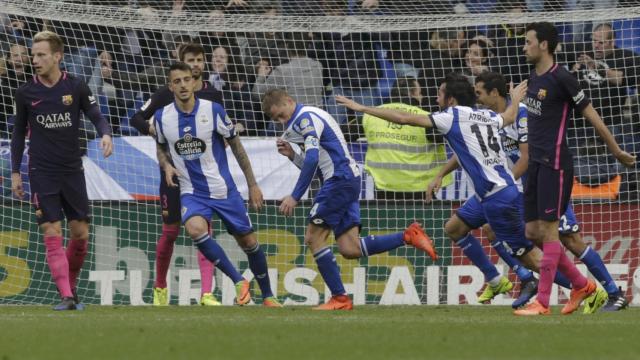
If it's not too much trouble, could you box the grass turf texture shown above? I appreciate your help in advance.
[0,306,637,360]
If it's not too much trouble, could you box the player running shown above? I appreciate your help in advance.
[11,31,113,310]
[153,62,280,307]
[263,88,437,310]
[337,73,605,315]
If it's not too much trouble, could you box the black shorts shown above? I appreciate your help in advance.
[30,171,90,225]
[524,161,573,223]
[159,166,181,224]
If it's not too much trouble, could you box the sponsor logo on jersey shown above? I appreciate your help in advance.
[175,134,206,160]
[36,112,72,129]
[304,136,319,149]
[183,126,192,133]
[88,95,96,105]
[62,94,73,105]
[537,88,547,100]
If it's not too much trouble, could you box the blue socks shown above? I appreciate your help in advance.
[457,234,500,282]
[243,243,274,298]
[491,240,535,282]
[359,232,405,257]
[314,247,345,296]
[580,246,618,295]
[194,234,243,284]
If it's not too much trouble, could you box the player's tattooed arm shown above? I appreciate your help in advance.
[228,136,264,211]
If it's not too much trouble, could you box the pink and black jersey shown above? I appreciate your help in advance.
[11,72,111,174]
[524,64,590,169]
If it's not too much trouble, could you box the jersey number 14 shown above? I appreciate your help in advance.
[470,124,501,158]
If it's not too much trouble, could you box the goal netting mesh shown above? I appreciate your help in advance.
[1,0,639,306]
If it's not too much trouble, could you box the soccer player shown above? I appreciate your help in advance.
[10,31,113,311]
[514,22,634,315]
[337,73,592,314]
[153,62,280,307]
[426,71,542,308]
[263,88,437,311]
[130,42,222,306]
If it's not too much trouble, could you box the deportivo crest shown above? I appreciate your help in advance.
[198,114,209,124]
[536,89,547,100]
[62,95,73,105]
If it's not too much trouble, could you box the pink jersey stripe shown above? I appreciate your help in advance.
[555,102,569,169]
[557,169,564,219]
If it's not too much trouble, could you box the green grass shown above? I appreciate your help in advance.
[0,306,637,360]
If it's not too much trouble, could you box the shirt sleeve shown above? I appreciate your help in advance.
[516,105,528,143]
[559,69,590,112]
[10,87,27,173]
[291,115,320,201]
[130,88,168,135]
[213,102,236,139]
[79,81,112,137]
[429,109,454,134]
[154,108,166,144]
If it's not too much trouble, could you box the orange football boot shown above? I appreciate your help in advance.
[513,300,551,316]
[404,222,438,260]
[312,295,353,310]
[561,279,596,315]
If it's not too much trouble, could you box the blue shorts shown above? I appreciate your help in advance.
[310,176,361,238]
[456,186,533,257]
[559,203,580,235]
[180,191,253,235]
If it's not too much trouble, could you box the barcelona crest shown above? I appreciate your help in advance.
[62,95,73,105]
[537,89,547,100]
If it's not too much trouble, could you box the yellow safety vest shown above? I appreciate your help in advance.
[363,103,453,192]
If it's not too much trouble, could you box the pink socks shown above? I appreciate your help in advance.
[44,235,72,298]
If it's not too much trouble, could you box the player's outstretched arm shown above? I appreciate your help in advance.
[228,136,263,211]
[335,95,432,128]
[426,155,460,203]
[501,81,528,126]
[582,104,636,168]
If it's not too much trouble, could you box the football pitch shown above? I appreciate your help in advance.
[0,306,638,360]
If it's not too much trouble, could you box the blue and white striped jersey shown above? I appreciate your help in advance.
[155,98,237,199]
[430,106,515,199]
[281,104,359,200]
[499,103,528,191]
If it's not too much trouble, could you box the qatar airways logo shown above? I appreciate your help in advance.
[36,112,72,129]
[523,97,542,116]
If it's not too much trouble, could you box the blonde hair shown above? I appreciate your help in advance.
[33,31,64,54]
[261,88,290,117]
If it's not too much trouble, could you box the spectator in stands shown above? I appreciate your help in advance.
[566,0,618,42]
[486,0,529,83]
[419,29,466,112]
[224,63,264,135]
[462,39,491,83]
[0,43,31,138]
[209,45,229,91]
[252,32,324,107]
[568,23,638,143]
[361,76,451,200]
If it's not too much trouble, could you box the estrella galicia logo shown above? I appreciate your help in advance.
[175,134,206,160]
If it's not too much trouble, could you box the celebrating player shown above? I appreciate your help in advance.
[514,22,635,315]
[130,42,222,306]
[11,31,113,310]
[337,73,605,315]
[263,88,437,311]
[153,62,281,307]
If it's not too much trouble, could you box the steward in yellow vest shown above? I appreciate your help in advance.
[363,102,452,194]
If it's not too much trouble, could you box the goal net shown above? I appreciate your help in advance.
[1,0,639,306]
